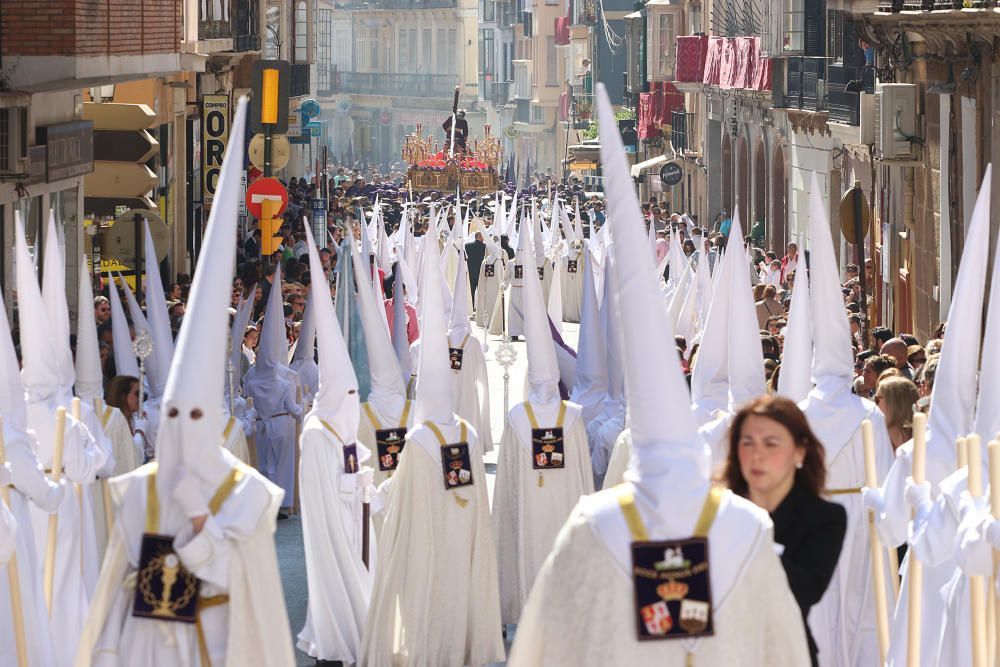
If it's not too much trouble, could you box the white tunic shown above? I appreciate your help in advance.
[508,487,811,666]
[560,251,585,323]
[243,371,303,505]
[474,257,506,329]
[74,458,295,667]
[221,415,253,465]
[296,417,375,663]
[361,420,505,666]
[493,400,593,623]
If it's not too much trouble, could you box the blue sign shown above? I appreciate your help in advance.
[301,99,321,119]
[311,197,326,212]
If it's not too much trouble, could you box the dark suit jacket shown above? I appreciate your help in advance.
[465,240,486,300]
[770,482,847,667]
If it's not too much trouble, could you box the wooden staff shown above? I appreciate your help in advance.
[96,400,115,540]
[362,484,371,570]
[862,419,890,664]
[907,411,927,667]
[71,398,84,577]
[0,419,30,667]
[966,435,989,667]
[293,385,302,515]
[988,440,1000,666]
[44,406,67,616]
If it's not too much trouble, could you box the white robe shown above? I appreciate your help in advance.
[586,403,626,481]
[361,421,505,666]
[508,488,811,666]
[493,400,593,623]
[560,251,584,323]
[243,372,303,506]
[74,457,296,667]
[296,417,375,663]
[25,401,106,667]
[221,415,253,465]
[474,257,506,329]
[799,399,894,667]
[506,263,526,338]
[0,475,58,667]
[100,404,144,476]
[0,500,14,564]
[290,358,319,405]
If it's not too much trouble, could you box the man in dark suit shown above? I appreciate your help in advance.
[465,231,487,305]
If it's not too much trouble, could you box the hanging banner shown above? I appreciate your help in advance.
[202,95,230,205]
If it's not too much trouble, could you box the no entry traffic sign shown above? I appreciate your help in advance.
[245,177,289,219]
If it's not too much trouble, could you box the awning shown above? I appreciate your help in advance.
[630,154,668,178]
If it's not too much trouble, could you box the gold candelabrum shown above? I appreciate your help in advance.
[402,123,503,171]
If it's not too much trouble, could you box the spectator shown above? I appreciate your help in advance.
[874,376,920,451]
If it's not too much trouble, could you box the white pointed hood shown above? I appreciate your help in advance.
[75,261,104,401]
[0,289,30,438]
[802,172,881,462]
[448,246,473,340]
[256,264,289,376]
[290,290,316,364]
[595,83,710,486]
[304,225,360,437]
[352,236,407,418]
[15,214,61,403]
[724,210,765,408]
[107,273,140,377]
[974,173,1000,464]
[391,267,414,386]
[157,96,249,495]
[523,244,561,405]
[143,220,175,397]
[570,249,608,421]
[923,166,991,482]
[777,263,813,402]
[40,211,75,397]
[230,289,256,377]
[690,228,733,422]
[547,260,563,335]
[413,219,455,425]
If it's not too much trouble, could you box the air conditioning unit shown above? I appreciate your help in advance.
[874,83,917,160]
[0,106,29,177]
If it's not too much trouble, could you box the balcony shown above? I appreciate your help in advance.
[290,63,311,98]
[491,81,513,107]
[199,0,262,52]
[336,0,457,8]
[318,69,457,98]
[774,56,826,112]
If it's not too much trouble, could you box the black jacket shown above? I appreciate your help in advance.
[465,240,486,299]
[770,482,847,667]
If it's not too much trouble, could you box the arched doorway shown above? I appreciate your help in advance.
[721,133,733,218]
[770,145,788,252]
[737,136,749,224]
[753,140,766,237]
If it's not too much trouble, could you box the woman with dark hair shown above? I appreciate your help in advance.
[106,375,151,463]
[725,395,847,667]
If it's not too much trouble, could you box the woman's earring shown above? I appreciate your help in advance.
[795,461,804,470]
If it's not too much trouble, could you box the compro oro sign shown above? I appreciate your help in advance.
[202,95,231,205]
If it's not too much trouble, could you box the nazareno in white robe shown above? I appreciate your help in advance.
[507,486,811,666]
[492,399,593,624]
[0,442,60,667]
[243,369,303,506]
[26,400,106,667]
[560,250,584,323]
[221,414,253,465]
[296,416,375,663]
[799,392,895,667]
[74,455,295,667]
[475,256,506,329]
[361,420,505,667]
[506,259,526,338]
[409,337,494,454]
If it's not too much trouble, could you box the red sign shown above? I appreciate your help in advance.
[245,177,288,219]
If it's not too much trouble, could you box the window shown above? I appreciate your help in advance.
[265,5,280,59]
[448,29,457,75]
[317,9,331,89]
[827,9,844,64]
[781,0,805,54]
[647,8,680,81]
[437,28,448,74]
[481,0,495,22]
[546,36,558,85]
[422,29,432,72]
[480,29,496,77]
[333,28,351,68]
[399,28,410,72]
[294,1,308,62]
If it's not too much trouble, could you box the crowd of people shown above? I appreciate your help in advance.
[0,87,995,667]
